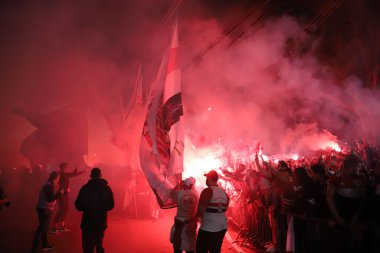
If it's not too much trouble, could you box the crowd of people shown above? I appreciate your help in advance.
[0,163,115,253]
[1,162,229,253]
[31,165,114,253]
[221,144,380,253]
[1,142,380,253]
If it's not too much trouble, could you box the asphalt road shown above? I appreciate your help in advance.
[0,202,236,253]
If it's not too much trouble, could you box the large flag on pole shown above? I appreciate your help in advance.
[163,20,185,176]
[139,20,184,208]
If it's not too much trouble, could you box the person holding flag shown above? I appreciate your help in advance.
[139,19,184,208]
[169,177,199,253]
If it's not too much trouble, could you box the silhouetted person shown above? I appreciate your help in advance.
[326,154,370,253]
[51,162,84,233]
[75,168,114,253]
[196,170,229,253]
[0,183,11,209]
[31,171,63,253]
[0,168,11,210]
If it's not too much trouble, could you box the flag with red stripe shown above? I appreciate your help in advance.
[163,20,184,177]
[139,20,184,208]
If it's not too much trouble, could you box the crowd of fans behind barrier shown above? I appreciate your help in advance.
[221,143,380,253]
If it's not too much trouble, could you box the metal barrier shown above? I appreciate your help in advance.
[227,201,380,253]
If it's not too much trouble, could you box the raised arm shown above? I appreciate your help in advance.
[68,168,85,178]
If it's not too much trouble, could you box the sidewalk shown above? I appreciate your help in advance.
[225,224,264,253]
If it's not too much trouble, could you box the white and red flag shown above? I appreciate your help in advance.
[139,20,184,208]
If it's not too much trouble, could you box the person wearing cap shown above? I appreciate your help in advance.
[75,168,114,253]
[196,170,229,253]
[31,171,63,253]
[169,177,199,253]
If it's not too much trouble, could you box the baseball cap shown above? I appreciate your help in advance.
[204,170,219,181]
[183,177,196,188]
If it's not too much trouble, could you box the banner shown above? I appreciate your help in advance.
[139,20,184,208]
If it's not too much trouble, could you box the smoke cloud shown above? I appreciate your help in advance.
[0,0,379,167]
[179,3,380,155]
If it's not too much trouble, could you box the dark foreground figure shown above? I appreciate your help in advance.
[75,168,114,253]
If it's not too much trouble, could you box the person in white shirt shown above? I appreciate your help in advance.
[170,177,199,253]
[196,170,229,253]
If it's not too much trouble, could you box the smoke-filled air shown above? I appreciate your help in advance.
[1,1,380,253]
[0,0,379,168]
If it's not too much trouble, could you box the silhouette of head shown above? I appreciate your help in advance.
[90,168,102,179]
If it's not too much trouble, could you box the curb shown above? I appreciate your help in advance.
[225,231,246,253]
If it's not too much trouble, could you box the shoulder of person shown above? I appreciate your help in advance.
[201,187,213,194]
[200,187,213,200]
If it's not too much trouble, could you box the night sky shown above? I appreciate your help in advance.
[0,0,379,167]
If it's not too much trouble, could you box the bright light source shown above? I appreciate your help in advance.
[262,154,269,161]
[322,141,341,152]
[291,154,299,160]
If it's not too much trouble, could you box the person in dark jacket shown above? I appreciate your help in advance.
[75,168,114,253]
[51,162,84,233]
[31,171,63,253]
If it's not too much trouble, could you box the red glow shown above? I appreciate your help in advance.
[321,141,342,152]
[184,149,223,188]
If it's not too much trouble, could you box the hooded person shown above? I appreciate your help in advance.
[169,177,199,253]
[196,170,229,253]
[75,168,114,253]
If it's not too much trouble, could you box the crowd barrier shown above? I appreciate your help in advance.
[227,202,380,253]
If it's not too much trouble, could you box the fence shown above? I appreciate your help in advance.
[227,202,380,253]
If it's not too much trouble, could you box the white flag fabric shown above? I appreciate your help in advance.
[163,21,185,176]
[139,20,184,208]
